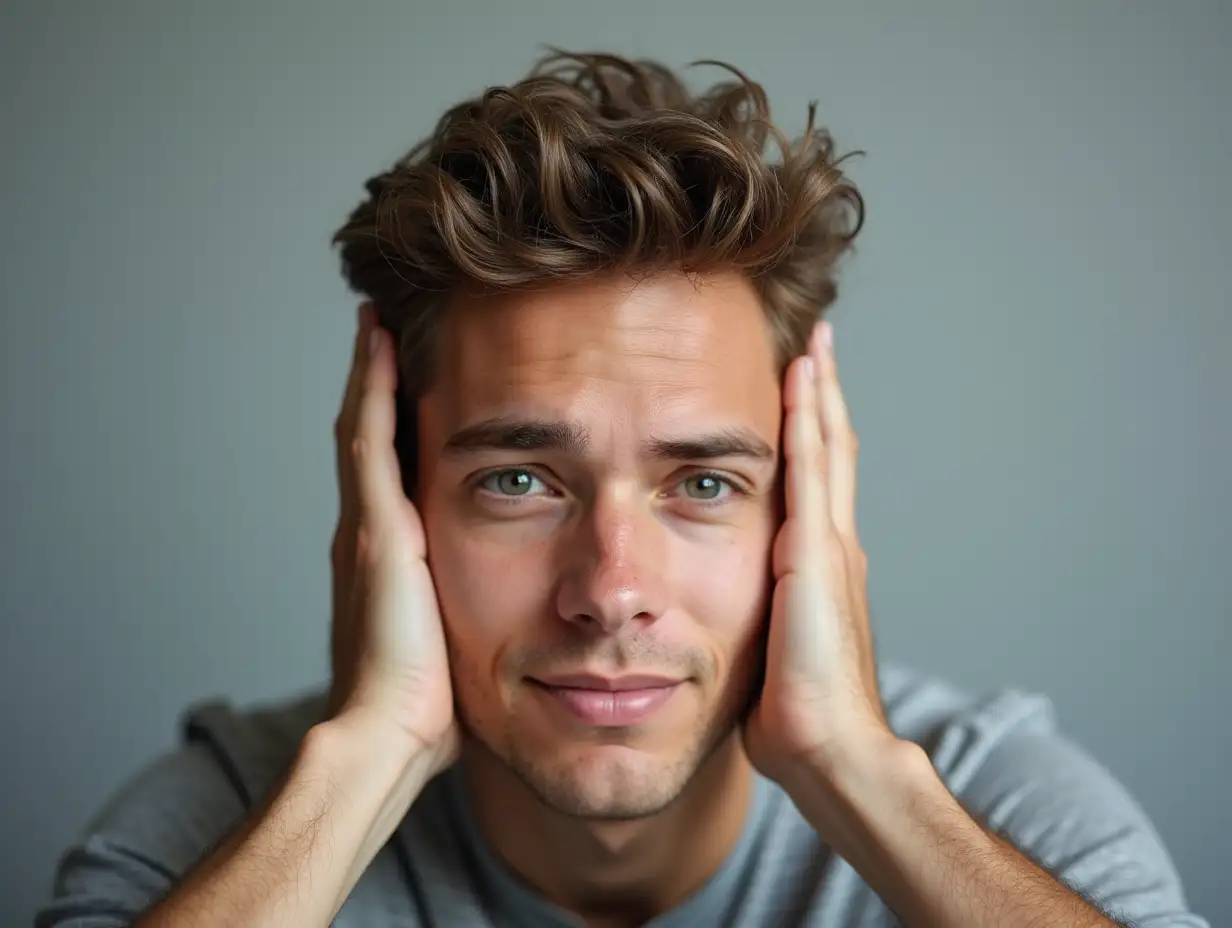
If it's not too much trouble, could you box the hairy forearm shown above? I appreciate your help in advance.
[785,738,1123,928]
[136,716,433,928]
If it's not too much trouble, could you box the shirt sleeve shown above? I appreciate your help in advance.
[935,690,1209,928]
[34,742,248,928]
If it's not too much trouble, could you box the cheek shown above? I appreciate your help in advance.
[672,520,775,652]
[424,512,554,664]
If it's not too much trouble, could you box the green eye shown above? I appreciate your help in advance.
[683,474,728,500]
[484,469,539,496]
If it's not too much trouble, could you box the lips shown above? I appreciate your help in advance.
[532,673,682,691]
[528,674,684,727]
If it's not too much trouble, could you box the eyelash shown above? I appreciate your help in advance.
[669,471,744,505]
[473,468,748,507]
[474,468,556,502]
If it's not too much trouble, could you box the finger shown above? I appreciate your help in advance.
[335,302,376,536]
[354,324,416,553]
[813,321,858,538]
[782,352,832,571]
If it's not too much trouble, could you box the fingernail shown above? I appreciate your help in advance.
[802,356,816,382]
[822,322,833,350]
[368,327,381,357]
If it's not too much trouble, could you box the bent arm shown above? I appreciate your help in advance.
[133,716,431,928]
[784,727,1208,928]
[38,715,433,928]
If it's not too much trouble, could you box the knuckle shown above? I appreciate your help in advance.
[329,529,352,565]
[351,435,369,465]
[826,533,848,563]
[354,524,376,564]
[830,424,856,451]
[844,536,869,573]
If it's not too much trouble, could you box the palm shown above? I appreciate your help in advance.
[744,528,835,780]
[744,327,883,781]
[328,306,458,765]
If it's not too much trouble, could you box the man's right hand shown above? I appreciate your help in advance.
[327,301,458,773]
[136,305,456,927]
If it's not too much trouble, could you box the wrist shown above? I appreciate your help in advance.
[810,727,922,797]
[299,711,440,817]
[329,687,458,778]
[782,732,935,865]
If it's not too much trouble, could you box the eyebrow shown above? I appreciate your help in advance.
[441,417,775,462]
[443,419,588,458]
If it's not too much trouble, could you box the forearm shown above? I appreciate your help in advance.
[137,715,434,928]
[785,738,1122,928]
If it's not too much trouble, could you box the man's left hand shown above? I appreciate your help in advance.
[743,320,899,786]
[742,323,1135,928]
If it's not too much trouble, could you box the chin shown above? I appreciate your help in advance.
[503,725,731,821]
[526,752,692,821]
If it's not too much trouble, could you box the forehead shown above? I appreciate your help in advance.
[424,271,782,444]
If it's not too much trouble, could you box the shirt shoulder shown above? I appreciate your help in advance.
[35,690,327,927]
[840,662,1207,927]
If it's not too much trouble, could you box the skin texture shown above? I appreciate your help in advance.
[418,272,780,811]
[414,272,782,915]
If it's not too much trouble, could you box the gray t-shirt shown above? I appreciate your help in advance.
[36,662,1208,927]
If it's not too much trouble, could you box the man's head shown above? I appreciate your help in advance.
[332,51,862,820]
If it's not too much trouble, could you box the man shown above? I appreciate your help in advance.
[38,51,1205,928]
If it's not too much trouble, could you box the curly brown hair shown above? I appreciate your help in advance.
[331,50,864,492]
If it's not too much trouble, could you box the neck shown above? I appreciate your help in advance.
[460,734,755,927]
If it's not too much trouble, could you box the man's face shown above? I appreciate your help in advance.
[417,271,783,820]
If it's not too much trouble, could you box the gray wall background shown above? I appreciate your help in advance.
[2,1,1228,925]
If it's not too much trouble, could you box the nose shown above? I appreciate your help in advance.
[555,486,667,635]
